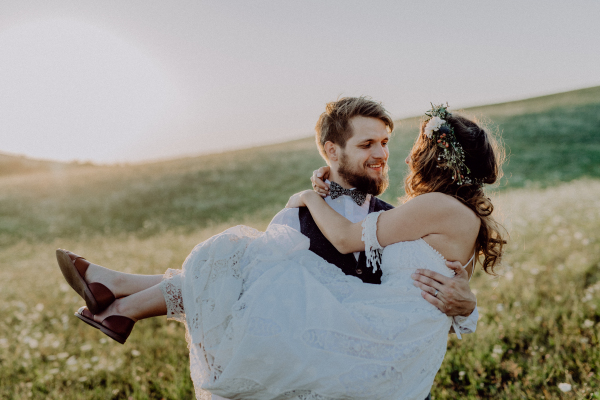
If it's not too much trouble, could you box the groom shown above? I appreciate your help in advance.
[271,96,478,329]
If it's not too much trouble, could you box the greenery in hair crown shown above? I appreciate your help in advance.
[423,103,479,186]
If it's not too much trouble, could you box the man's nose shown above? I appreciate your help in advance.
[371,144,387,159]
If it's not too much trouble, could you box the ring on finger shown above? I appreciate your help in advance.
[434,290,438,297]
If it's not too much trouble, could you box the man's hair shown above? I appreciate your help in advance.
[315,97,394,160]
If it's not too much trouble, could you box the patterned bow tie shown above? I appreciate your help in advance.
[329,181,368,206]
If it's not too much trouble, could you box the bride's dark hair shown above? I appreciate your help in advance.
[403,113,506,275]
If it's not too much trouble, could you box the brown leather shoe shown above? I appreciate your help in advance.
[75,306,136,345]
[56,249,116,315]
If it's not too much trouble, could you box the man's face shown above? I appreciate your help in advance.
[337,116,390,195]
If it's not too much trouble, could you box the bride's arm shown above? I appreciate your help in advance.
[291,190,360,254]
[299,190,463,254]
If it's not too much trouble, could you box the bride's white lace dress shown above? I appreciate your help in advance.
[160,212,454,400]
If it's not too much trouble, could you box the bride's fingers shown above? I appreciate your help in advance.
[311,171,330,197]
[311,173,330,189]
[312,183,329,197]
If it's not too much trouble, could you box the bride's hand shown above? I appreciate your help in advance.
[311,166,331,197]
[286,190,321,208]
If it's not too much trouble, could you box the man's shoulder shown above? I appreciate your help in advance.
[373,196,395,211]
[269,207,300,230]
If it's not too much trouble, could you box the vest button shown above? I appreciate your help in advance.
[356,268,363,274]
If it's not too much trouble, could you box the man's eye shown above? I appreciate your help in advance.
[382,142,388,147]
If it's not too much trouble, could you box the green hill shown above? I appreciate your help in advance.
[1,86,599,245]
[0,152,91,176]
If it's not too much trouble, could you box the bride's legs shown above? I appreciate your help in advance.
[83,262,163,298]
[94,284,167,322]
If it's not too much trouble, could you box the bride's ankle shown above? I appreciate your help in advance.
[97,298,138,322]
[85,264,121,296]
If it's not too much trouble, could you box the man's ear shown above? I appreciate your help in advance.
[323,141,339,162]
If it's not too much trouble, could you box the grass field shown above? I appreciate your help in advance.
[1,86,600,399]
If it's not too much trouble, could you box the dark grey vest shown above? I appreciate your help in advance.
[299,196,394,284]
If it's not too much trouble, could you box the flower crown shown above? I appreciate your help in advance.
[423,103,480,186]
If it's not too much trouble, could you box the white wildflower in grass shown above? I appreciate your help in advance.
[131,349,141,357]
[66,355,77,366]
[48,368,60,375]
[583,293,594,302]
[496,304,504,312]
[558,383,572,392]
[80,343,93,352]
[91,356,99,363]
[35,303,44,312]
[582,319,594,328]
[78,376,88,382]
[99,338,107,344]
[57,352,69,360]
[493,345,503,354]
[83,363,92,369]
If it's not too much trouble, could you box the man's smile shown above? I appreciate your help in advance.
[366,162,385,173]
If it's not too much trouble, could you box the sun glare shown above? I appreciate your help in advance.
[0,18,181,163]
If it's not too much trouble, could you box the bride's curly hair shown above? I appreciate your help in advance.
[403,113,507,275]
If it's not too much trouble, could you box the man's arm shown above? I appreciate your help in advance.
[412,261,478,335]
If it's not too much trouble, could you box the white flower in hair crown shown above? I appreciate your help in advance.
[423,103,480,186]
[424,116,445,138]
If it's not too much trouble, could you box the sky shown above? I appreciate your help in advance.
[0,0,599,164]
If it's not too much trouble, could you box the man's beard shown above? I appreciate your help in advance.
[337,152,389,196]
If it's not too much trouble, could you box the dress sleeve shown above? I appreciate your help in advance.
[361,210,384,273]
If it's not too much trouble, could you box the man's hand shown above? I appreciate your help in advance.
[411,261,476,317]
[310,166,330,197]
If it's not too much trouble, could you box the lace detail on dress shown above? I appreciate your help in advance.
[361,210,384,273]
[159,268,185,323]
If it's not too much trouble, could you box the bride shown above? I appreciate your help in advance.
[56,104,505,400]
